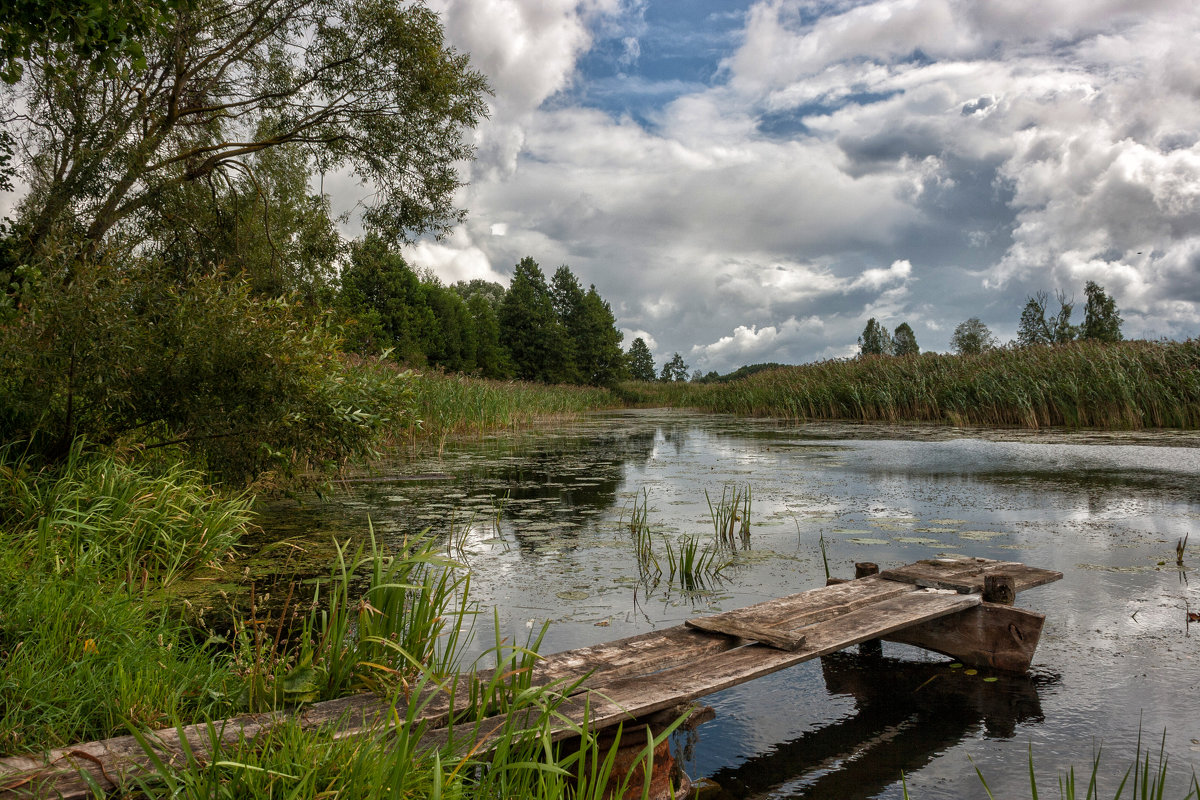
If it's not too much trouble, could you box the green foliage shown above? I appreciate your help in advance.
[859,317,894,356]
[660,352,689,382]
[499,257,572,383]
[147,146,343,302]
[0,0,181,83]
[624,339,1200,430]
[0,257,413,483]
[1,443,249,586]
[0,446,251,752]
[625,337,657,381]
[1018,290,1077,346]
[893,322,920,356]
[1082,280,1124,343]
[9,0,488,254]
[950,317,998,355]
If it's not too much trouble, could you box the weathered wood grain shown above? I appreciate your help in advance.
[424,590,983,754]
[878,558,1061,594]
[683,618,806,650]
[883,603,1045,673]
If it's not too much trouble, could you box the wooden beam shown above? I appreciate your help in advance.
[883,603,1045,673]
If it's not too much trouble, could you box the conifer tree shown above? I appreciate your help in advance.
[626,337,656,381]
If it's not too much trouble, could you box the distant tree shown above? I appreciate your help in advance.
[1080,281,1123,343]
[424,283,477,373]
[1018,290,1077,346]
[691,370,704,382]
[1017,292,1052,347]
[498,257,571,383]
[950,318,998,355]
[660,352,689,382]
[452,279,506,310]
[550,265,586,383]
[858,318,893,356]
[466,294,510,379]
[338,237,434,361]
[575,286,626,386]
[892,322,920,356]
[626,337,656,381]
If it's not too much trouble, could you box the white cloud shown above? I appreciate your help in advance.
[409,0,1200,363]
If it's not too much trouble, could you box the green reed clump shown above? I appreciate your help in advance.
[664,535,726,591]
[0,446,251,753]
[387,367,622,451]
[1,442,250,587]
[624,489,660,580]
[626,340,1200,430]
[974,730,1199,800]
[706,484,752,548]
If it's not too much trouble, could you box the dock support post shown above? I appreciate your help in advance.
[983,574,1015,605]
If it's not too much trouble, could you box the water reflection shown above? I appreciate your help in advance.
[693,651,1056,800]
[252,410,1200,798]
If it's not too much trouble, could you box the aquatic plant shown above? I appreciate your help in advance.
[970,730,1199,800]
[664,534,726,591]
[706,484,752,548]
[625,489,661,581]
[624,339,1200,431]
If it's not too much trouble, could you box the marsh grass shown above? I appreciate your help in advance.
[970,731,1200,800]
[1,442,249,588]
[706,484,752,548]
[626,340,1200,430]
[384,367,622,452]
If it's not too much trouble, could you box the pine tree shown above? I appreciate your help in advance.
[625,337,656,381]
[498,257,571,383]
[576,286,626,386]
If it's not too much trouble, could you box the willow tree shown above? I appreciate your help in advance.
[6,0,490,260]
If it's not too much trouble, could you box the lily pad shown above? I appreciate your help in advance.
[555,590,590,601]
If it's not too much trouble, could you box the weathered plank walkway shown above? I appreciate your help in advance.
[0,557,1060,799]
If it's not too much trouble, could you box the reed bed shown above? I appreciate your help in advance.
[362,363,623,451]
[628,340,1200,430]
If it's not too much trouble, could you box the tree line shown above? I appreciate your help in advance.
[859,281,1124,358]
[338,244,627,387]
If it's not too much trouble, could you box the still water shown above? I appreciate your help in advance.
[257,409,1200,798]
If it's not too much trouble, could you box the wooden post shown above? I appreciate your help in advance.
[983,574,1016,605]
[855,562,879,579]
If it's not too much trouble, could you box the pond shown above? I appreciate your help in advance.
[256,409,1200,799]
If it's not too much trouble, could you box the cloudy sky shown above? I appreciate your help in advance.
[387,0,1200,373]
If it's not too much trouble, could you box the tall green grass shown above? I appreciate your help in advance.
[357,362,622,452]
[628,340,1200,430]
[0,445,252,751]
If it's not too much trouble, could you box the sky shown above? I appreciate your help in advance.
[382,0,1200,373]
[7,0,1199,374]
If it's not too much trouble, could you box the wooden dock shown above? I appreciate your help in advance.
[0,557,1060,799]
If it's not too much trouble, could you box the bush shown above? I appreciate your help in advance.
[0,257,416,483]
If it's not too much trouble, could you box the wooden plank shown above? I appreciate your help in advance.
[684,617,806,650]
[883,603,1046,673]
[878,558,1061,594]
[424,590,983,755]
